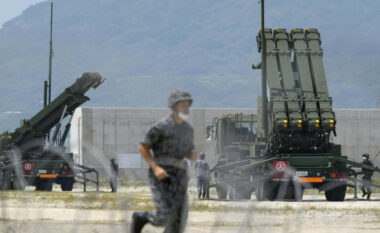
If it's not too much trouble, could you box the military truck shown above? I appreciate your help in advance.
[207,3,380,201]
[207,113,259,199]
[207,27,380,201]
[0,72,103,191]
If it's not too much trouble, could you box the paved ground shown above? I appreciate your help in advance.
[0,185,380,233]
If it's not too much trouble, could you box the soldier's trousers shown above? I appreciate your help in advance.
[361,178,372,195]
[110,176,117,192]
[197,176,209,198]
[137,166,188,233]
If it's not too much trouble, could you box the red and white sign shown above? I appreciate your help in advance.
[274,161,288,171]
[23,162,33,171]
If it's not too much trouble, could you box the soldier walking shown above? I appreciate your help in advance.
[131,89,197,233]
[194,152,210,199]
[110,158,118,193]
[361,153,374,200]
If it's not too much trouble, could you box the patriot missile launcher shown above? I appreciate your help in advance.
[0,72,104,191]
[207,2,380,202]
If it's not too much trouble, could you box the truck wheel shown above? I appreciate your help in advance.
[36,179,53,191]
[0,172,12,190]
[293,185,304,201]
[61,178,74,191]
[228,186,243,200]
[14,179,26,191]
[0,180,11,190]
[216,184,227,200]
[281,182,303,201]
[242,189,253,200]
[256,180,277,201]
[8,181,17,190]
[324,182,346,201]
[238,184,254,200]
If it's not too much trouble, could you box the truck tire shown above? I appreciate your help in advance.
[61,178,74,191]
[228,187,252,200]
[228,186,243,200]
[280,181,303,201]
[13,179,26,191]
[35,179,53,191]
[293,185,304,201]
[324,182,346,201]
[216,184,227,200]
[0,175,11,190]
[242,189,253,200]
[255,180,276,201]
[2,181,12,190]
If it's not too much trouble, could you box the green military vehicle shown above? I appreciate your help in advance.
[208,28,377,201]
[207,14,380,201]
[0,72,103,191]
[207,113,260,200]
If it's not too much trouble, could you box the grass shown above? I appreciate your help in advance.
[303,206,380,216]
[188,202,298,213]
[0,189,301,213]
[1,181,380,212]
[0,190,133,210]
[0,217,14,222]
[91,176,148,188]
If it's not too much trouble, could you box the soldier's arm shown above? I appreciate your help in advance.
[139,144,168,180]
[140,125,168,180]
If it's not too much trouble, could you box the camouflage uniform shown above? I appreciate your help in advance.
[194,158,210,199]
[361,159,374,199]
[135,114,194,233]
[110,159,118,192]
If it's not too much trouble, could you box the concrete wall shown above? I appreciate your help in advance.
[70,108,380,179]
[333,110,380,158]
[70,108,254,178]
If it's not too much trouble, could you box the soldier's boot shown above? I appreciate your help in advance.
[131,212,148,233]
[206,187,210,199]
[367,193,371,200]
[361,188,367,197]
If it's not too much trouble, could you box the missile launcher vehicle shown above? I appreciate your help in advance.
[0,72,104,191]
[207,27,380,201]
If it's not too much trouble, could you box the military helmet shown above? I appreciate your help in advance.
[363,153,370,159]
[199,152,206,160]
[168,89,193,109]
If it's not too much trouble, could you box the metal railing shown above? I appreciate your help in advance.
[73,164,99,192]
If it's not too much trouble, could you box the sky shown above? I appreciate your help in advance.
[0,0,46,28]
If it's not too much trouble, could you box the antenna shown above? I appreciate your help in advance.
[260,0,268,137]
[48,2,53,104]
[44,2,54,141]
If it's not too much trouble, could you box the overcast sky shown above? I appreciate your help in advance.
[0,0,46,28]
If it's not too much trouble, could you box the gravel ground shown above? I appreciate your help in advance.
[0,185,379,233]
